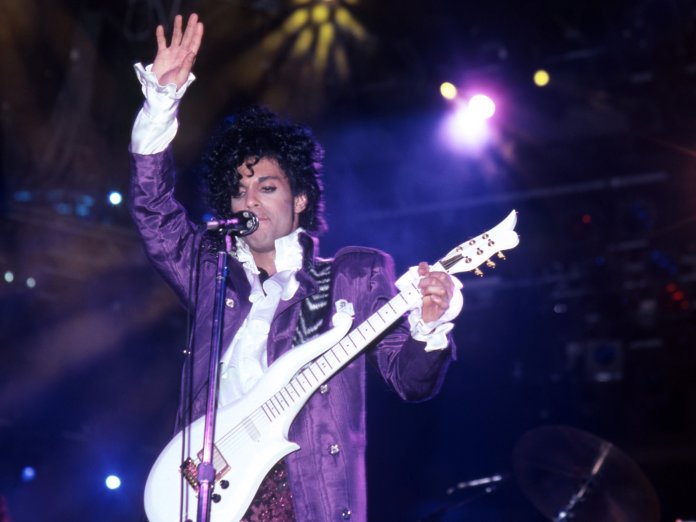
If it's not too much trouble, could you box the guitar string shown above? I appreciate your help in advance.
[199,289,417,461]
[191,231,515,464]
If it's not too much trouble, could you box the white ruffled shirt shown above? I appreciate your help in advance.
[218,230,304,405]
[130,63,463,403]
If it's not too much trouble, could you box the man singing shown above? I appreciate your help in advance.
[130,14,462,521]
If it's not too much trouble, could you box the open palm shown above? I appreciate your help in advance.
[151,14,204,88]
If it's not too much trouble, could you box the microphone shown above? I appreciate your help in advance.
[205,211,259,236]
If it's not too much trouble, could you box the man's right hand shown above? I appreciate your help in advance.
[151,13,204,89]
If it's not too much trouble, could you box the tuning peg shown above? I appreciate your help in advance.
[496,251,506,260]
[474,268,484,277]
[485,259,496,268]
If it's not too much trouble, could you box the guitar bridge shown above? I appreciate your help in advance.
[180,458,200,491]
[179,445,231,491]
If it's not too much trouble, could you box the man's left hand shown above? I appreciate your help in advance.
[417,262,454,323]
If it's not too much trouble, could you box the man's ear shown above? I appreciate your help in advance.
[294,194,308,214]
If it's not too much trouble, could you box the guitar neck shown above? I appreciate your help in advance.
[258,280,422,421]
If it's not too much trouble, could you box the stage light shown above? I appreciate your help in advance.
[468,94,496,120]
[440,82,458,100]
[266,0,365,81]
[108,191,123,206]
[440,92,498,152]
[26,277,36,289]
[105,475,121,490]
[441,103,490,152]
[21,466,36,482]
[14,190,32,202]
[312,3,330,23]
[534,69,550,87]
[4,271,13,283]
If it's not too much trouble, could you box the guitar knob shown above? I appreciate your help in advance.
[220,480,230,489]
[212,494,222,503]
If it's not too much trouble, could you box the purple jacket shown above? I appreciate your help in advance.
[130,149,456,521]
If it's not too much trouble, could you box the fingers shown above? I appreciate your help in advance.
[156,14,203,54]
[171,14,183,46]
[181,13,203,52]
[190,21,204,55]
[155,24,166,50]
[420,280,453,305]
[417,263,454,315]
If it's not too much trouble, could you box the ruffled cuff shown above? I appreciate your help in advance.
[408,315,455,351]
[130,63,196,154]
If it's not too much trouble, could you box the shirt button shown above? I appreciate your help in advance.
[225,298,235,308]
[341,508,351,520]
[319,384,329,395]
[329,443,340,455]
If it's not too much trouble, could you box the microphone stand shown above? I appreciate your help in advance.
[195,240,229,522]
[195,212,257,522]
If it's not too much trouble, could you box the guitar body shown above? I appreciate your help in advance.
[144,312,353,522]
[144,210,520,522]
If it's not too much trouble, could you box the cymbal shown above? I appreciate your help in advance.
[512,425,660,522]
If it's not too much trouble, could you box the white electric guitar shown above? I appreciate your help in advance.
[144,210,520,522]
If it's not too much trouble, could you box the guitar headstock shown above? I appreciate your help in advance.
[435,210,519,277]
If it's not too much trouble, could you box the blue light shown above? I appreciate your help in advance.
[14,190,32,202]
[108,191,123,206]
[21,466,36,482]
[105,474,121,490]
[75,204,91,217]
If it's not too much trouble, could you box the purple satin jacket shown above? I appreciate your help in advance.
[130,149,456,521]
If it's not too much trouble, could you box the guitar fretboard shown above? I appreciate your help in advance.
[259,281,423,423]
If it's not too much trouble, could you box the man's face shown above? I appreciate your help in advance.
[231,157,307,256]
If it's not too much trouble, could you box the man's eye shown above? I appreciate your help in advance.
[261,185,276,193]
[231,192,245,199]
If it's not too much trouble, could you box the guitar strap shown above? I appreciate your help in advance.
[241,258,333,522]
[292,258,333,346]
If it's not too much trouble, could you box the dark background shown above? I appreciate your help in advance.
[1,1,695,520]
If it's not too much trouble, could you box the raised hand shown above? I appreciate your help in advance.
[417,262,455,323]
[151,13,204,89]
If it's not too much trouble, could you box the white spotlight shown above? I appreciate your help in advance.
[108,191,123,206]
[105,475,122,490]
[468,94,496,120]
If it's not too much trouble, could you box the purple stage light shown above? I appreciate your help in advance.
[439,93,497,152]
[468,94,496,120]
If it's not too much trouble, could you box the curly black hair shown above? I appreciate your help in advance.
[201,106,326,235]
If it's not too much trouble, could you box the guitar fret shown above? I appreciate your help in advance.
[289,382,301,397]
[377,308,393,321]
[323,355,334,370]
[359,323,374,338]
[294,377,306,393]
[297,371,311,390]
[328,348,342,365]
[368,316,384,330]
[352,329,366,342]
[305,367,319,382]
[280,387,294,404]
[267,400,279,417]
[261,403,275,421]
[341,337,356,354]
[273,393,286,410]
